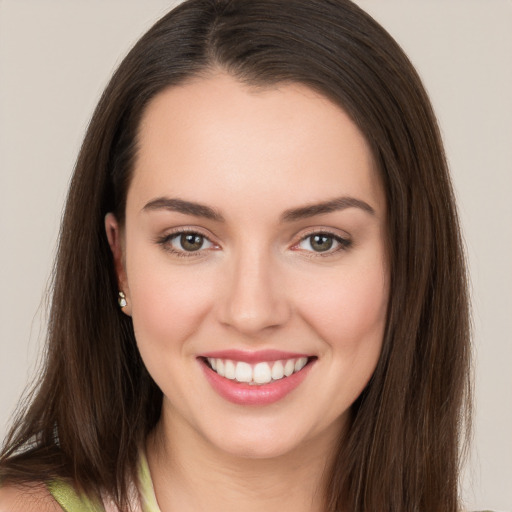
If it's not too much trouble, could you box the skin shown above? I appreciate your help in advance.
[105,73,389,512]
[0,483,62,512]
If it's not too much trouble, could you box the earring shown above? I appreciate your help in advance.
[118,291,127,308]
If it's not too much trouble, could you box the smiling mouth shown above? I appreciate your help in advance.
[203,356,315,385]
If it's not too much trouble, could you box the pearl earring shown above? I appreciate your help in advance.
[118,291,127,308]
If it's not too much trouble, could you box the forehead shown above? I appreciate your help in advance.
[129,73,384,217]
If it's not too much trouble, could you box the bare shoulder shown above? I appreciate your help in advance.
[0,482,61,512]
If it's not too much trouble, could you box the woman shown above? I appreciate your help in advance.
[0,0,472,511]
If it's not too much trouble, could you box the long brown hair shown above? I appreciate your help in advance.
[0,1,471,510]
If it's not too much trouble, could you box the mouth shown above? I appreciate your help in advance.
[202,356,313,385]
[198,351,317,405]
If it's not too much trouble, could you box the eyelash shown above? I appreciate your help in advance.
[155,228,352,258]
[155,228,216,258]
[292,230,352,257]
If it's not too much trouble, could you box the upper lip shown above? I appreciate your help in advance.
[198,349,313,364]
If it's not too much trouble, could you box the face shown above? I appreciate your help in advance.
[106,73,389,460]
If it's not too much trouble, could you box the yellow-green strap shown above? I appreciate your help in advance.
[138,451,161,512]
[46,480,105,512]
[45,451,160,512]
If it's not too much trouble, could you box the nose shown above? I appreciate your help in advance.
[217,247,291,336]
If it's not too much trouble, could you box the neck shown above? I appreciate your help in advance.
[146,409,344,512]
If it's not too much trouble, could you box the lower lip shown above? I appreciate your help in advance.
[199,358,315,406]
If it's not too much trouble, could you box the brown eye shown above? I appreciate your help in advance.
[164,231,214,254]
[310,234,334,252]
[296,232,351,254]
[180,233,204,251]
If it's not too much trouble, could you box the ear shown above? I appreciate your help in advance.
[105,213,132,316]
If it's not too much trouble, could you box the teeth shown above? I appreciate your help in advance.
[284,359,295,377]
[216,359,225,377]
[271,361,284,380]
[253,362,272,384]
[295,357,308,372]
[224,360,236,380]
[235,362,252,383]
[206,357,309,385]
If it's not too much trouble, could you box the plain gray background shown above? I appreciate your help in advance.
[0,1,511,510]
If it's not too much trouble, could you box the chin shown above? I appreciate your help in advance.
[200,412,344,462]
[213,432,304,460]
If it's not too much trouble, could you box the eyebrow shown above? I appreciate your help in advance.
[280,196,375,221]
[142,195,375,222]
[142,197,225,222]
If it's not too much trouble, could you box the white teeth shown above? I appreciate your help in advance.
[271,360,284,380]
[253,362,272,384]
[216,359,225,377]
[235,361,253,383]
[284,359,295,377]
[207,356,310,385]
[224,360,236,380]
[295,357,308,372]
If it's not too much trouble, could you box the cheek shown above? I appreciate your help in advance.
[296,257,389,351]
[296,257,389,413]
[125,249,215,351]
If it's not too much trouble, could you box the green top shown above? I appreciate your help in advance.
[46,452,160,512]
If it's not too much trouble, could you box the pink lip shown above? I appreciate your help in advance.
[199,357,315,406]
[199,349,311,364]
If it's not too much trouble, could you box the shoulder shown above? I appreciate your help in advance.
[0,482,62,512]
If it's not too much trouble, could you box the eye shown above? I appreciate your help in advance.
[172,232,211,252]
[296,232,351,254]
[157,230,216,256]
